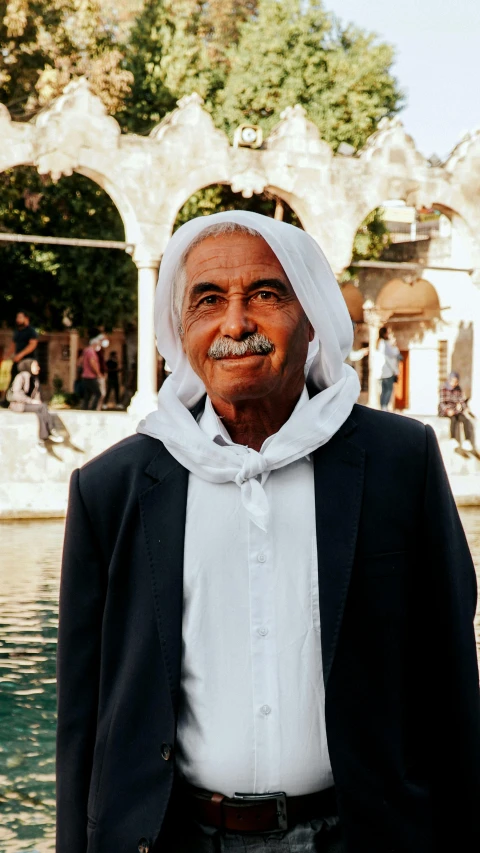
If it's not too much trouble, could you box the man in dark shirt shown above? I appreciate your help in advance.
[6,310,39,383]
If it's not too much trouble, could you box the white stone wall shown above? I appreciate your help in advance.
[0,410,136,517]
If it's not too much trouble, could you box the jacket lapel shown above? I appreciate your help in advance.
[313,416,365,686]
[139,447,189,711]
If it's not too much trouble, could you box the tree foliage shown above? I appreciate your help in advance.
[0,0,133,118]
[0,0,402,330]
[341,208,391,283]
[122,0,402,152]
[0,167,136,331]
[120,0,257,133]
[174,184,300,231]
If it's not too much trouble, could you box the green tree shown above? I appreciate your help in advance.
[218,0,402,150]
[0,167,136,331]
[341,208,391,282]
[174,184,300,230]
[0,0,132,119]
[0,0,136,330]
[120,0,258,133]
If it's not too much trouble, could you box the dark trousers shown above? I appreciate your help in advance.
[82,378,101,410]
[163,818,344,853]
[105,378,120,405]
[23,402,54,441]
[379,376,396,411]
[450,412,476,448]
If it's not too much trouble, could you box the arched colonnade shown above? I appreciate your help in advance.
[2,78,480,415]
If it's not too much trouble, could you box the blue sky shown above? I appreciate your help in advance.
[326,0,480,160]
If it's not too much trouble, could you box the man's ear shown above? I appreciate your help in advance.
[308,322,315,342]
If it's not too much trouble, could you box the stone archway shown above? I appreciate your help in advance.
[3,79,480,416]
[375,277,441,413]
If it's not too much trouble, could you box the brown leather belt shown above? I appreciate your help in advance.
[186,784,337,833]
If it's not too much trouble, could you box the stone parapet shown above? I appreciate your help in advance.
[0,410,136,518]
[1,409,479,518]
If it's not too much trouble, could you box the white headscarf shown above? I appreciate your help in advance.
[138,210,360,530]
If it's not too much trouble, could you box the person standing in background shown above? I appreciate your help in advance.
[376,326,400,411]
[105,350,121,408]
[5,310,39,384]
[96,343,108,411]
[81,335,103,410]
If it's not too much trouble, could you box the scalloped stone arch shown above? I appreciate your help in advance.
[3,79,480,415]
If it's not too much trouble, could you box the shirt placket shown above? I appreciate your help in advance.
[248,480,280,793]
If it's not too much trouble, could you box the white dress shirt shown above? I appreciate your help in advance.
[176,388,333,797]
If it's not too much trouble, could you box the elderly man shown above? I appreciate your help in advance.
[57,212,480,853]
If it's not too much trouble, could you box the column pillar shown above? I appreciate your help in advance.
[363,299,381,409]
[128,259,161,419]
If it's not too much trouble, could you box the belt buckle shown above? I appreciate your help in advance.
[233,791,288,831]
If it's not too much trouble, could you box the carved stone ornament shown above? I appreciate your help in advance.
[444,128,480,173]
[230,169,267,199]
[359,117,427,171]
[33,78,120,181]
[266,104,332,159]
[150,92,226,145]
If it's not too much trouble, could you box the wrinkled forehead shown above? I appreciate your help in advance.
[183,231,290,285]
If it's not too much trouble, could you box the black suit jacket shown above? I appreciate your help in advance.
[56,404,480,853]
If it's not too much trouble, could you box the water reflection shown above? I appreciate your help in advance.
[0,512,479,852]
[0,521,61,853]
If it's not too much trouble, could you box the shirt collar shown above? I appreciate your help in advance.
[198,386,311,452]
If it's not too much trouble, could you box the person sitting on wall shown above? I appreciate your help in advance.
[439,371,480,459]
[7,358,64,453]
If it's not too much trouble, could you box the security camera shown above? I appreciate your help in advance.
[234,124,263,149]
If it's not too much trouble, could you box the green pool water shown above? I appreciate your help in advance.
[1,513,480,853]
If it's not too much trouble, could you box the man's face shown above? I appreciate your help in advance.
[16,313,28,328]
[180,233,314,406]
[450,376,459,388]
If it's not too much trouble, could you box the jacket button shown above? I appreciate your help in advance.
[137,840,150,853]
[161,742,173,761]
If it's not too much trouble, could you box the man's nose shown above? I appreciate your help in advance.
[219,297,256,339]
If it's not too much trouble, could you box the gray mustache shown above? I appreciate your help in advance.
[208,333,275,359]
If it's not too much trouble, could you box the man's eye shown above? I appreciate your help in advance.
[254,291,276,301]
[201,295,220,305]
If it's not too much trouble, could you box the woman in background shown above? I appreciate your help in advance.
[8,358,64,453]
[376,326,401,411]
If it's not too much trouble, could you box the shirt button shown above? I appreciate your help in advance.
[161,742,173,761]
[257,553,267,563]
[257,627,269,637]
[260,704,271,716]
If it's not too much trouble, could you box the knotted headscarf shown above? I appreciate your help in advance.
[137,210,360,529]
